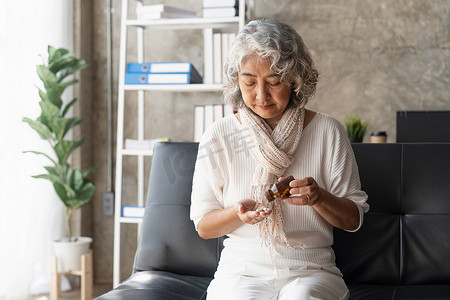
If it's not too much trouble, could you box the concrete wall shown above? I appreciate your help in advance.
[79,0,450,284]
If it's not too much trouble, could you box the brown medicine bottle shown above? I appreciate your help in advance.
[265,176,295,202]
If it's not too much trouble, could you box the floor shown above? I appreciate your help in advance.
[30,283,112,300]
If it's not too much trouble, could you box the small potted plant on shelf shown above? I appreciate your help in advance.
[23,45,96,271]
[344,115,369,143]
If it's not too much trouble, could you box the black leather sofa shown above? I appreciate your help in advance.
[96,142,450,300]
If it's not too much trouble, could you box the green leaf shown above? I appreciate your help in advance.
[38,88,48,102]
[57,62,88,82]
[32,173,61,183]
[59,179,95,209]
[81,167,97,177]
[48,117,82,141]
[23,150,56,165]
[22,117,53,140]
[48,50,88,82]
[54,140,84,165]
[37,114,50,130]
[48,47,69,65]
[49,52,76,72]
[43,166,59,176]
[47,45,57,63]
[44,79,79,106]
[58,78,78,90]
[62,98,77,117]
[39,100,60,119]
[53,182,77,208]
[53,181,68,202]
[36,65,57,90]
[45,86,63,108]
[74,182,95,206]
[70,169,84,191]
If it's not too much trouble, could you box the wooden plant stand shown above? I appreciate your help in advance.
[50,250,93,300]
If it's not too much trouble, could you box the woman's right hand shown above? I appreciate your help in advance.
[235,199,272,225]
[197,199,272,239]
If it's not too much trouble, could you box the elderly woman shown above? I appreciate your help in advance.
[190,19,369,300]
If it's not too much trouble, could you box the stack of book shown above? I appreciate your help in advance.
[136,4,197,20]
[125,62,202,85]
[212,32,236,84]
[121,205,145,218]
[203,0,239,18]
[194,104,235,142]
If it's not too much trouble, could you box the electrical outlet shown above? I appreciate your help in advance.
[102,192,114,216]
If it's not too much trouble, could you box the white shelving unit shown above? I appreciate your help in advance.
[113,0,247,287]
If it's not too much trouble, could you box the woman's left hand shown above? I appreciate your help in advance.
[283,177,321,206]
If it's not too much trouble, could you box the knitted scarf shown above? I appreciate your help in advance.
[239,104,305,248]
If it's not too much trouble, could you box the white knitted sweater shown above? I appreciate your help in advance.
[190,112,369,275]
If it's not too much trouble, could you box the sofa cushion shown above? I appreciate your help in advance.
[394,285,450,300]
[347,284,450,300]
[96,271,211,300]
[334,214,401,285]
[334,144,403,284]
[351,143,402,214]
[401,144,450,285]
[402,144,450,213]
[133,142,222,278]
[347,284,397,300]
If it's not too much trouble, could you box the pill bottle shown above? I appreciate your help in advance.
[265,176,294,202]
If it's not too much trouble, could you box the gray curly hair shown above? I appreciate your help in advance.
[223,18,319,110]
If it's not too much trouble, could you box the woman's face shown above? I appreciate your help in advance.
[238,55,291,129]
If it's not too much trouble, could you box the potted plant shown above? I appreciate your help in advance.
[23,45,96,271]
[344,115,369,143]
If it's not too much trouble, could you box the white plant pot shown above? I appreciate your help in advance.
[53,236,92,272]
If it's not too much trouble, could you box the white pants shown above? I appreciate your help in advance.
[206,260,349,300]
